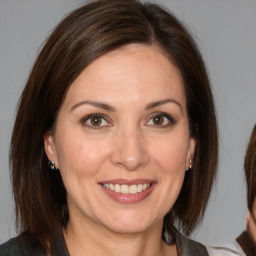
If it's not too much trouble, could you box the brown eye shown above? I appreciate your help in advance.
[146,113,175,127]
[90,116,103,126]
[152,115,164,125]
[82,114,109,128]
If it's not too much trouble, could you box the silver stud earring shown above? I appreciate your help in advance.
[188,158,193,170]
[47,160,57,170]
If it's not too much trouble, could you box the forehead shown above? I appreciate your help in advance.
[62,44,186,110]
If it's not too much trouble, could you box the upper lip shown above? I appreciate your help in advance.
[98,179,156,185]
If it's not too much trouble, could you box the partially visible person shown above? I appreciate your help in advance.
[211,124,256,256]
[236,124,256,256]
[207,124,256,256]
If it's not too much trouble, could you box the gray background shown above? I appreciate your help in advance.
[0,0,255,246]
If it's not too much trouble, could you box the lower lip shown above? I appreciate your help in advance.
[99,183,156,204]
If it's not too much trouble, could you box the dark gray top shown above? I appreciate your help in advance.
[0,230,208,256]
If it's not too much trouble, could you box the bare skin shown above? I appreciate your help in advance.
[63,219,177,256]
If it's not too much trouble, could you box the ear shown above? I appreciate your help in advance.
[44,132,59,168]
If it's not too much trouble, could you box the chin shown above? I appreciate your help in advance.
[101,211,160,234]
[106,222,151,234]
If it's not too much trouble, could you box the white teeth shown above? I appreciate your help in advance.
[121,184,129,194]
[142,184,148,190]
[129,185,137,194]
[115,184,121,193]
[102,183,151,194]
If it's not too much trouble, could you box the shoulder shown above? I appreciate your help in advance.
[206,239,246,256]
[207,245,246,256]
[0,236,25,256]
[178,234,209,256]
[206,246,244,256]
[178,235,243,256]
[0,235,46,256]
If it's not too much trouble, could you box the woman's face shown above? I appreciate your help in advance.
[45,45,196,234]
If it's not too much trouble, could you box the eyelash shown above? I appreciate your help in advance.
[146,112,176,128]
[80,112,176,129]
[80,114,110,129]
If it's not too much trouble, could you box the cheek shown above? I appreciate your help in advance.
[55,132,109,176]
[150,137,188,174]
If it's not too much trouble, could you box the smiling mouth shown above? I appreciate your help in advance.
[99,180,155,203]
[101,183,151,194]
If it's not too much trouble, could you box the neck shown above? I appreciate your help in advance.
[63,217,177,256]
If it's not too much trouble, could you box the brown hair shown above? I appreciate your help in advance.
[244,124,256,219]
[10,0,218,248]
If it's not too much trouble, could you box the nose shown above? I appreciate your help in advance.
[110,128,149,171]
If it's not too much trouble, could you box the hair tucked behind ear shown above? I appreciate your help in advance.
[10,0,218,248]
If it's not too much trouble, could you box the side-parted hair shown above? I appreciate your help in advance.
[244,124,256,219]
[10,0,218,248]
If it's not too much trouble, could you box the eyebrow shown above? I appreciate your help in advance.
[145,98,183,113]
[70,100,116,112]
[70,98,183,113]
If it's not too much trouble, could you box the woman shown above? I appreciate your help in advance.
[236,124,256,255]
[0,0,219,255]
